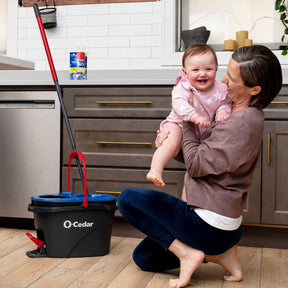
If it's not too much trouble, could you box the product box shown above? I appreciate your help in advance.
[70,52,87,80]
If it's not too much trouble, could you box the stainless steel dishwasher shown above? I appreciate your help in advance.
[0,91,60,218]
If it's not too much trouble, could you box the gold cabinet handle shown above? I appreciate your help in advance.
[97,101,152,104]
[97,141,152,146]
[270,101,288,104]
[95,191,121,195]
[267,132,271,165]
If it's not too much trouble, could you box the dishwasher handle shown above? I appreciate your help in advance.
[0,101,55,109]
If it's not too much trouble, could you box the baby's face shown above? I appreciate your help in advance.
[183,52,217,92]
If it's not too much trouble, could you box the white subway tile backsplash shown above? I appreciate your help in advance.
[88,36,130,48]
[18,2,162,71]
[87,14,130,26]
[88,58,130,70]
[88,47,108,59]
[67,4,108,15]
[109,3,153,14]
[63,16,88,27]
[129,47,151,58]
[130,58,161,69]
[109,25,152,36]
[130,35,160,47]
[130,13,161,25]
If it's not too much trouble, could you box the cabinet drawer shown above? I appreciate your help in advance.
[62,167,185,200]
[63,87,172,118]
[63,118,185,170]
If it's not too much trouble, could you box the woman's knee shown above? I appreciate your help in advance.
[118,187,148,215]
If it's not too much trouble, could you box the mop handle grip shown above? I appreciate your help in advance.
[67,151,88,208]
[33,3,41,17]
[33,3,58,82]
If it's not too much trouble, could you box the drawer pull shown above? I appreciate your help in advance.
[97,141,152,146]
[96,191,121,195]
[97,101,152,105]
[267,132,271,165]
[270,101,288,105]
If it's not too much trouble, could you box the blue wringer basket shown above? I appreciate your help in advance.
[27,151,117,258]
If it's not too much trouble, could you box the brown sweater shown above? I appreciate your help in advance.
[182,107,264,218]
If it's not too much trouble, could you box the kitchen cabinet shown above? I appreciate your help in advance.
[262,121,288,225]
[61,87,186,217]
[61,86,259,222]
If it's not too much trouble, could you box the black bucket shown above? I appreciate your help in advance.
[27,192,116,258]
[27,151,117,258]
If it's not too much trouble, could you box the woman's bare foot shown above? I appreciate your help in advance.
[146,171,165,187]
[205,245,243,282]
[168,239,205,288]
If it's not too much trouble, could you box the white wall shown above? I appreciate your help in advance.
[17,2,162,71]
[16,1,288,71]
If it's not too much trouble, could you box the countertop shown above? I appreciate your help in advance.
[0,55,35,70]
[0,67,288,86]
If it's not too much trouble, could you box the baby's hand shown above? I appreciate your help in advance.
[215,109,230,122]
[194,116,210,129]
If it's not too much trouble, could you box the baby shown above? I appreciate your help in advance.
[147,44,231,187]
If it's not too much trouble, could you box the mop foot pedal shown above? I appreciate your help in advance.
[26,245,47,258]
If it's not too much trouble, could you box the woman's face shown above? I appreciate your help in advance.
[222,58,254,109]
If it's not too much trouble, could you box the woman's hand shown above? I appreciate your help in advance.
[155,129,170,148]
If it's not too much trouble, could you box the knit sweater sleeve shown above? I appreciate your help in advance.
[182,110,263,178]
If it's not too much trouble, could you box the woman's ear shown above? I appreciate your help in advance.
[250,86,262,96]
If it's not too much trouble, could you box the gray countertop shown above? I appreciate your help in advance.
[0,69,180,86]
[0,67,288,86]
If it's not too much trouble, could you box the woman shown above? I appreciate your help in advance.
[117,45,282,288]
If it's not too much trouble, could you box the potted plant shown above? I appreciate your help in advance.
[275,0,288,55]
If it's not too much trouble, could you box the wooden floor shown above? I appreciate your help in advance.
[0,228,288,288]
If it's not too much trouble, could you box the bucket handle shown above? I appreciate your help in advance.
[67,151,88,208]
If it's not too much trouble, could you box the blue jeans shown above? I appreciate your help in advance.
[117,187,242,272]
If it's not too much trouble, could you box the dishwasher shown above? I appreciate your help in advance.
[0,91,60,219]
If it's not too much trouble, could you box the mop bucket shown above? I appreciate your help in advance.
[27,151,117,258]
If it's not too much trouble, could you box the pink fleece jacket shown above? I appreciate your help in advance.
[160,72,231,136]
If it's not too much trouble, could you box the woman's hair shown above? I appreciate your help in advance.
[182,44,218,68]
[232,45,282,109]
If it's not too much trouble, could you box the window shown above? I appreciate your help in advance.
[162,0,286,66]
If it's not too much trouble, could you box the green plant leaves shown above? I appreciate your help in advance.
[276,0,288,55]
[275,0,282,10]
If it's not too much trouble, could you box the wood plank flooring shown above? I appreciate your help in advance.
[0,228,288,288]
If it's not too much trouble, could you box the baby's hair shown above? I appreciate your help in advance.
[182,44,218,68]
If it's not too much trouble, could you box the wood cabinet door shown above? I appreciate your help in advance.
[63,118,185,170]
[262,121,288,225]
[242,154,261,224]
[63,87,172,119]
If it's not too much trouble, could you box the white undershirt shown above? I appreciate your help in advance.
[194,208,242,231]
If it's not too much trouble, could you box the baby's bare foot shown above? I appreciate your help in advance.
[146,172,165,187]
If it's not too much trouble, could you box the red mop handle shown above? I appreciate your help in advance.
[67,151,88,208]
[33,4,57,82]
